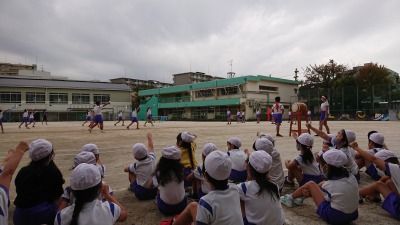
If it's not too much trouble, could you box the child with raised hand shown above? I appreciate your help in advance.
[55,163,127,225]
[126,105,140,129]
[187,143,217,199]
[114,109,126,126]
[153,146,187,215]
[281,150,359,225]
[284,133,322,188]
[176,132,198,188]
[0,141,29,224]
[254,133,285,192]
[238,151,285,225]
[170,150,243,225]
[124,133,157,200]
[227,137,247,183]
[81,143,106,177]
[306,123,361,182]
[314,133,336,164]
[350,141,400,218]
[59,151,114,211]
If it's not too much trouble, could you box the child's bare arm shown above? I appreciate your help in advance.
[0,141,29,190]
[147,133,154,153]
[350,142,385,171]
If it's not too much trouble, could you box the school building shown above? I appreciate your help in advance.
[138,75,300,121]
[0,77,132,122]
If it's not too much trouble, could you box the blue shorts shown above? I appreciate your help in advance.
[118,116,123,121]
[236,115,241,119]
[131,181,157,200]
[23,117,28,123]
[382,192,400,218]
[86,116,91,120]
[147,114,152,119]
[93,115,103,123]
[365,164,381,181]
[274,114,282,124]
[183,168,193,187]
[243,217,257,225]
[13,202,58,225]
[320,111,327,120]
[354,172,360,183]
[230,169,247,183]
[317,200,358,225]
[131,117,138,122]
[29,118,34,122]
[0,120,2,125]
[197,188,206,199]
[300,174,323,186]
[227,114,231,119]
[157,194,187,215]
[256,114,260,118]
[242,116,245,120]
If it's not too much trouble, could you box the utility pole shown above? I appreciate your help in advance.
[294,68,299,81]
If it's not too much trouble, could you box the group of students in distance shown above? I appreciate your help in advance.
[1,124,400,225]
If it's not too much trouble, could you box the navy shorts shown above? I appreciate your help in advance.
[320,111,327,120]
[275,114,282,124]
[365,164,381,181]
[230,169,247,183]
[183,168,193,187]
[317,200,358,225]
[131,181,157,200]
[131,117,138,122]
[14,202,58,225]
[147,114,152,119]
[256,114,260,118]
[23,117,28,123]
[94,115,103,123]
[157,195,187,215]
[118,116,123,121]
[29,118,34,122]
[86,116,91,120]
[300,174,323,186]
[227,114,231,119]
[382,192,400,219]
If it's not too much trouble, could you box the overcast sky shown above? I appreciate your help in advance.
[1,0,399,83]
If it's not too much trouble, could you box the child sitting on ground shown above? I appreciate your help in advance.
[227,137,247,183]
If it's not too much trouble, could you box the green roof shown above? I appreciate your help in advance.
[159,98,241,108]
[139,75,299,96]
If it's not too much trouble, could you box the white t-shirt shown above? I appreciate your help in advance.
[385,162,400,193]
[147,109,151,115]
[29,112,35,119]
[294,155,320,176]
[272,103,284,114]
[196,184,243,225]
[236,111,240,116]
[0,185,9,225]
[61,182,113,205]
[320,101,329,112]
[131,110,137,118]
[269,149,285,190]
[55,199,121,225]
[118,112,122,117]
[256,110,260,115]
[152,173,185,205]
[237,180,284,225]
[307,110,311,116]
[128,152,156,188]
[193,164,212,194]
[93,105,104,116]
[336,146,359,176]
[23,111,28,117]
[227,110,230,115]
[0,111,3,119]
[321,175,359,214]
[227,149,247,171]
[87,111,91,117]
[241,112,245,116]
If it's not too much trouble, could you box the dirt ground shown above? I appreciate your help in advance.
[1,120,399,225]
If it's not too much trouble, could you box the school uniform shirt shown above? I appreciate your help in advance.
[61,182,113,206]
[193,164,212,194]
[336,146,359,177]
[0,184,9,225]
[118,112,123,117]
[272,103,284,114]
[152,173,185,205]
[29,113,35,119]
[55,199,121,225]
[385,163,400,194]
[269,149,285,190]
[146,109,151,116]
[321,175,359,214]
[87,111,91,117]
[22,111,28,118]
[179,143,198,169]
[131,110,137,118]
[227,149,247,172]
[236,111,240,117]
[93,105,104,116]
[0,111,3,120]
[128,153,157,188]
[196,184,243,225]
[320,101,329,112]
[293,155,320,176]
[98,164,106,177]
[238,180,284,225]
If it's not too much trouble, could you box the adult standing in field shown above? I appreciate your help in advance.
[88,101,110,133]
[318,96,330,135]
[272,96,284,137]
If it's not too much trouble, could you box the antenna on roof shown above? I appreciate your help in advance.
[227,59,235,78]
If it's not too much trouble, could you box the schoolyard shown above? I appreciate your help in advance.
[1,120,399,224]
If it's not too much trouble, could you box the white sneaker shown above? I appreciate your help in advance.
[280,194,294,208]
[293,197,304,206]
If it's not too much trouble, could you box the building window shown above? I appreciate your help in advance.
[196,90,214,98]
[49,93,68,104]
[220,87,238,95]
[26,92,45,103]
[0,92,21,103]
[259,85,278,92]
[93,94,110,103]
[72,93,90,104]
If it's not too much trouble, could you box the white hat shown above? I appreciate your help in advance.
[29,139,53,161]
[74,152,96,166]
[369,133,385,146]
[297,133,314,147]
[181,131,196,143]
[249,151,272,173]
[227,137,242,148]
[70,163,102,190]
[81,143,99,155]
[323,134,336,144]
[321,96,327,99]
[257,132,274,143]
[375,150,397,161]
[255,138,274,154]
[204,150,232,180]
[132,143,147,159]
[202,143,217,157]
[162,146,181,160]
[322,150,348,167]
[344,130,356,143]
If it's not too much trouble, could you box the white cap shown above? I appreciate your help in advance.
[132,143,147,159]
[257,132,274,143]
[322,150,348,167]
[345,130,356,143]
[255,138,274,154]
[204,150,232,180]
[375,150,397,161]
[29,139,53,161]
[162,146,181,160]
[81,143,99,155]
[369,133,385,146]
[323,134,336,144]
[181,131,196,143]
[202,143,217,157]
[227,137,242,148]
[70,163,102,190]
[249,151,272,173]
[298,133,314,147]
[321,96,327,99]
[74,152,96,166]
